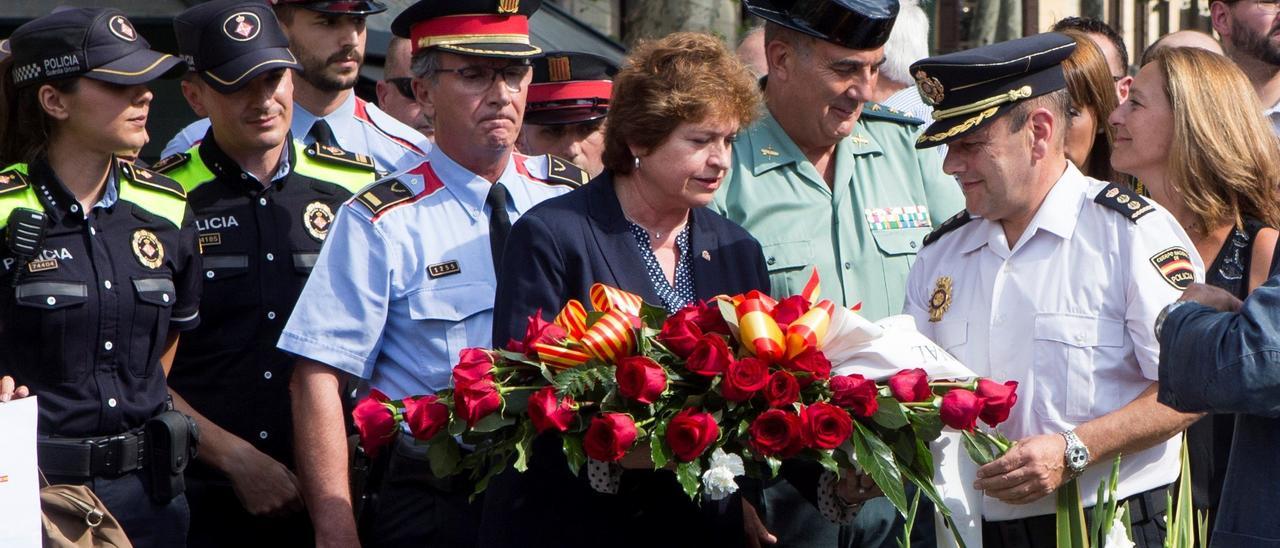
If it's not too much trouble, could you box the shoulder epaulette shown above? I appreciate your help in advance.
[860,102,926,125]
[306,142,376,171]
[922,210,972,247]
[1094,183,1155,222]
[355,178,414,216]
[150,152,190,174]
[545,155,589,188]
[121,162,186,199]
[0,167,31,196]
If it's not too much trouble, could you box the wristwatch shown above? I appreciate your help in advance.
[1154,300,1189,340]
[1061,430,1090,478]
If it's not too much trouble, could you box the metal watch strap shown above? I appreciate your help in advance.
[1061,430,1090,478]
[1155,300,1189,340]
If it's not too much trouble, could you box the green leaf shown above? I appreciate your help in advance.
[563,436,586,477]
[513,422,535,473]
[898,463,952,518]
[897,488,921,548]
[471,412,516,433]
[961,430,997,466]
[585,310,606,327]
[553,364,615,399]
[676,460,703,500]
[815,450,840,475]
[851,421,908,514]
[638,302,670,330]
[448,416,466,437]
[908,411,944,442]
[471,450,512,501]
[872,397,910,430]
[650,421,671,470]
[766,456,782,478]
[1054,478,1089,548]
[427,435,462,479]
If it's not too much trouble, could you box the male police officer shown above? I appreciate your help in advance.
[516,51,617,179]
[712,0,964,544]
[162,0,428,174]
[278,0,585,546]
[159,2,378,546]
[905,33,1202,548]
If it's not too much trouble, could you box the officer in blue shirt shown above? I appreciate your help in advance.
[278,0,585,545]
[161,0,430,174]
[0,9,199,548]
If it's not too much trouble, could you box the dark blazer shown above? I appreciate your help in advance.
[480,173,769,548]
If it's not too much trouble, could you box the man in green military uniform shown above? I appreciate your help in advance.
[157,1,377,546]
[715,0,964,545]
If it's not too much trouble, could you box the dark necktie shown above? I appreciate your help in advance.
[308,119,338,148]
[486,183,512,271]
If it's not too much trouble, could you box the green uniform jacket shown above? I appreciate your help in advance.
[713,105,964,320]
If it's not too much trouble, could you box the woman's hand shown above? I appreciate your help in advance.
[835,468,883,507]
[0,376,30,402]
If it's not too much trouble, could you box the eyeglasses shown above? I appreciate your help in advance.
[386,77,414,99]
[428,64,533,93]
[1253,0,1280,12]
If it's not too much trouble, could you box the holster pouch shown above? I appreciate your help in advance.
[145,410,199,503]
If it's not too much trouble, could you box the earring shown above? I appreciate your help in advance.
[633,156,641,171]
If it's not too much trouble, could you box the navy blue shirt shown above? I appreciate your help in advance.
[0,157,202,438]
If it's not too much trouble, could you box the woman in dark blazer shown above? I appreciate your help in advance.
[480,33,767,548]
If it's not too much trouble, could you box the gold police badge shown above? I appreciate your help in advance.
[304,202,335,241]
[914,70,945,106]
[132,229,164,269]
[928,276,952,322]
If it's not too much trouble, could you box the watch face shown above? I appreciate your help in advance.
[1068,448,1089,469]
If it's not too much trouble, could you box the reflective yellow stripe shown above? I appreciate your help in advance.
[0,164,43,230]
[293,140,378,194]
[167,148,217,194]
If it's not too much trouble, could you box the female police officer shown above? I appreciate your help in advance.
[0,8,201,547]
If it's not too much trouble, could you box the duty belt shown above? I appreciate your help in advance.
[38,429,147,478]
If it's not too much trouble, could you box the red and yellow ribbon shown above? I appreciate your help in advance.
[535,284,644,369]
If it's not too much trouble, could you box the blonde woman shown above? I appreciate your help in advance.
[1110,45,1280,526]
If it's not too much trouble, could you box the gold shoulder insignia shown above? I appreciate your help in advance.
[307,142,375,171]
[0,169,30,196]
[922,210,972,247]
[122,162,186,199]
[545,154,588,188]
[151,153,190,174]
[355,178,414,216]
[1094,183,1154,222]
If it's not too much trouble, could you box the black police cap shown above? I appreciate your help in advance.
[392,0,543,59]
[269,0,388,16]
[743,0,899,51]
[525,52,618,126]
[175,0,302,94]
[911,33,1077,148]
[8,8,186,88]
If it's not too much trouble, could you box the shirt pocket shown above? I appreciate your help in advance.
[406,281,493,384]
[1032,313,1124,422]
[869,227,930,257]
[130,277,176,379]
[13,281,89,384]
[761,240,813,297]
[202,254,249,282]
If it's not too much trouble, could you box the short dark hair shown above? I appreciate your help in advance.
[1051,17,1129,74]
[1005,88,1072,146]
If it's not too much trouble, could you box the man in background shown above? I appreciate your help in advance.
[377,36,434,140]
[1212,0,1280,134]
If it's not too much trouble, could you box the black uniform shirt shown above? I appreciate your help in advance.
[0,157,202,438]
[162,132,375,467]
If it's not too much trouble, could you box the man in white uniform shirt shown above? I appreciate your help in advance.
[903,33,1203,548]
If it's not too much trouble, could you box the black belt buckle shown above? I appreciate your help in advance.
[89,432,143,477]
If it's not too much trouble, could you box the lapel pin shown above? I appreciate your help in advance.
[701,250,711,261]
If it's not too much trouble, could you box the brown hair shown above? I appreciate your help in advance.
[1061,31,1126,184]
[602,32,761,174]
[0,58,78,165]
[1152,47,1280,231]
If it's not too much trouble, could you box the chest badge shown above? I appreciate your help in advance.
[132,229,164,269]
[928,276,952,323]
[428,260,461,279]
[304,201,335,242]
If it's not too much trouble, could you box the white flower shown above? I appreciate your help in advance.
[701,449,745,501]
[1103,506,1135,548]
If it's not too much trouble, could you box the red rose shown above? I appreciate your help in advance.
[749,409,807,458]
[976,379,1019,427]
[616,356,668,404]
[685,335,734,377]
[508,311,568,356]
[352,389,397,457]
[829,374,880,417]
[772,295,810,330]
[404,395,450,441]
[692,300,731,335]
[764,370,801,408]
[658,314,704,359]
[802,402,853,450]
[721,357,770,402]
[888,368,933,402]
[665,408,720,462]
[583,413,638,462]
[939,389,983,431]
[527,386,576,434]
[455,378,503,426]
[452,348,495,388]
[784,347,832,387]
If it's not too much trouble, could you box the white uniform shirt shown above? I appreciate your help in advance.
[904,164,1203,521]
